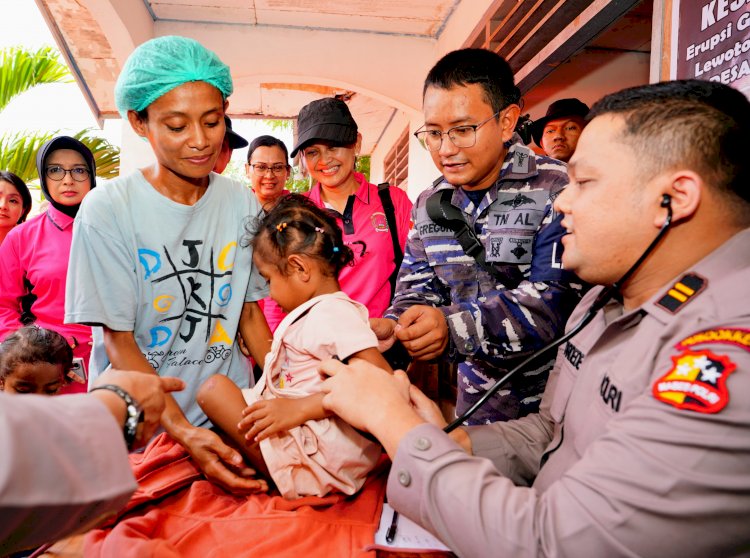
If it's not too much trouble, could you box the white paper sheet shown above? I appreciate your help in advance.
[368,503,452,553]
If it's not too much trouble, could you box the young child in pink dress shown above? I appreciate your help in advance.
[198,195,392,499]
[0,325,74,395]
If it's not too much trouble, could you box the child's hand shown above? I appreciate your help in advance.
[239,399,306,442]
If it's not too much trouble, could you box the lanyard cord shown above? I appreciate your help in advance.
[444,196,673,433]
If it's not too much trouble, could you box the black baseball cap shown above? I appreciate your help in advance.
[290,98,358,158]
[530,98,590,147]
[224,116,249,149]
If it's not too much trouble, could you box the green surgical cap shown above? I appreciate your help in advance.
[114,35,233,118]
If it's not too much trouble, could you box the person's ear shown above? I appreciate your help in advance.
[287,254,311,281]
[500,104,521,143]
[127,110,148,138]
[656,170,702,227]
[354,133,363,155]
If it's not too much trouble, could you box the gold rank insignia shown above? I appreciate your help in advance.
[653,349,735,414]
[655,273,707,314]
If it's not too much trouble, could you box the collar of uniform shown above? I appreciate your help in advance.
[498,135,539,182]
[46,204,75,231]
[643,228,750,325]
[307,171,371,206]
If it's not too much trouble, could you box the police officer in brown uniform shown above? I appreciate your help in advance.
[319,79,750,557]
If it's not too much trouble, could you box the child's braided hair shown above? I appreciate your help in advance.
[249,194,354,277]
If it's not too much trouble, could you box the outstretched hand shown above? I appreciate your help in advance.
[91,369,185,449]
[181,426,268,494]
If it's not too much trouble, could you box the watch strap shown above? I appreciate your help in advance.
[90,384,143,450]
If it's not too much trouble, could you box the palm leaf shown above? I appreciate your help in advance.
[0,46,72,113]
[73,129,120,180]
[0,130,55,183]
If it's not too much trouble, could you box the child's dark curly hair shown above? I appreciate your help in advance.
[0,325,74,381]
[250,194,354,277]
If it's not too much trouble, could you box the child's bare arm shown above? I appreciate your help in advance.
[241,347,393,442]
[241,395,327,442]
[238,301,273,369]
[196,375,272,483]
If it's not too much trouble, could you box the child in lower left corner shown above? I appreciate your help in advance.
[198,194,392,500]
[0,325,74,395]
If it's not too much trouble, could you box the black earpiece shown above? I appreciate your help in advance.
[661,194,672,208]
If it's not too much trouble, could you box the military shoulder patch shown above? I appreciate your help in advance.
[676,328,750,353]
[655,273,707,314]
[653,349,736,413]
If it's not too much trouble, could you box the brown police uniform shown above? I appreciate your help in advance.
[387,228,750,557]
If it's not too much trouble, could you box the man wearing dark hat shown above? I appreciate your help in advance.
[214,115,249,174]
[531,98,589,162]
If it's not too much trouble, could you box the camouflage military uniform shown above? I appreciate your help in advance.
[386,137,585,424]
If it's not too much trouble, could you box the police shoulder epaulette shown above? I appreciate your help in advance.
[655,272,707,314]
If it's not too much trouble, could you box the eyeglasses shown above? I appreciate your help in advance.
[414,111,502,152]
[249,163,288,176]
[45,166,90,182]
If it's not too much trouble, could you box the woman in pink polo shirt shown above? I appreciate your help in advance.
[291,98,412,318]
[0,136,95,393]
[0,171,32,246]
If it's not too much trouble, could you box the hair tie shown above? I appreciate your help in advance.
[276,222,288,232]
[314,226,324,233]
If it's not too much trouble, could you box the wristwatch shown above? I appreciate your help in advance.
[90,384,144,450]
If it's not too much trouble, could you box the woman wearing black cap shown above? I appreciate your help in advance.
[291,97,412,319]
[0,136,96,393]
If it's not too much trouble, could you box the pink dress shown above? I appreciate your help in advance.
[243,291,382,499]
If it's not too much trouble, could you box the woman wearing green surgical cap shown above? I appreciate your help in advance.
[65,36,272,494]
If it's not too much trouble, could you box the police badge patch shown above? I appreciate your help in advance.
[653,349,736,414]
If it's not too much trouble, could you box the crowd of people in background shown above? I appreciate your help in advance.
[1,32,749,558]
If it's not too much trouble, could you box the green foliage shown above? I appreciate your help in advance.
[0,46,72,113]
[355,154,370,181]
[0,46,120,183]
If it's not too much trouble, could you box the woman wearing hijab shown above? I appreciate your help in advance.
[65,36,270,493]
[0,136,95,393]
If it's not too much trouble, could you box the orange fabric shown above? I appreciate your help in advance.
[84,433,387,558]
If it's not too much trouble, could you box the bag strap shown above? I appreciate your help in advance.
[425,186,504,281]
[377,182,403,299]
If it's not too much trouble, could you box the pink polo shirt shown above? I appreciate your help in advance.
[306,173,412,318]
[0,206,91,393]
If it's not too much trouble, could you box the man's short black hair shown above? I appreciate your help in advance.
[423,48,521,114]
[589,80,750,210]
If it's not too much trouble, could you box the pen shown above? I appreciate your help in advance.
[385,509,399,544]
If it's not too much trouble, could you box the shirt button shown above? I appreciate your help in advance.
[464,341,474,352]
[413,437,431,451]
[398,471,411,487]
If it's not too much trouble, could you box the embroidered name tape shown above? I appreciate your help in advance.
[655,273,707,314]
[676,328,750,353]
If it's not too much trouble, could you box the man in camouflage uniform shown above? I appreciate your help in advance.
[372,49,584,424]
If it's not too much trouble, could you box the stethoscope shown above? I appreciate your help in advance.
[444,194,674,432]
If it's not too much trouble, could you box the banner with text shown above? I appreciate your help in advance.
[675,0,750,97]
